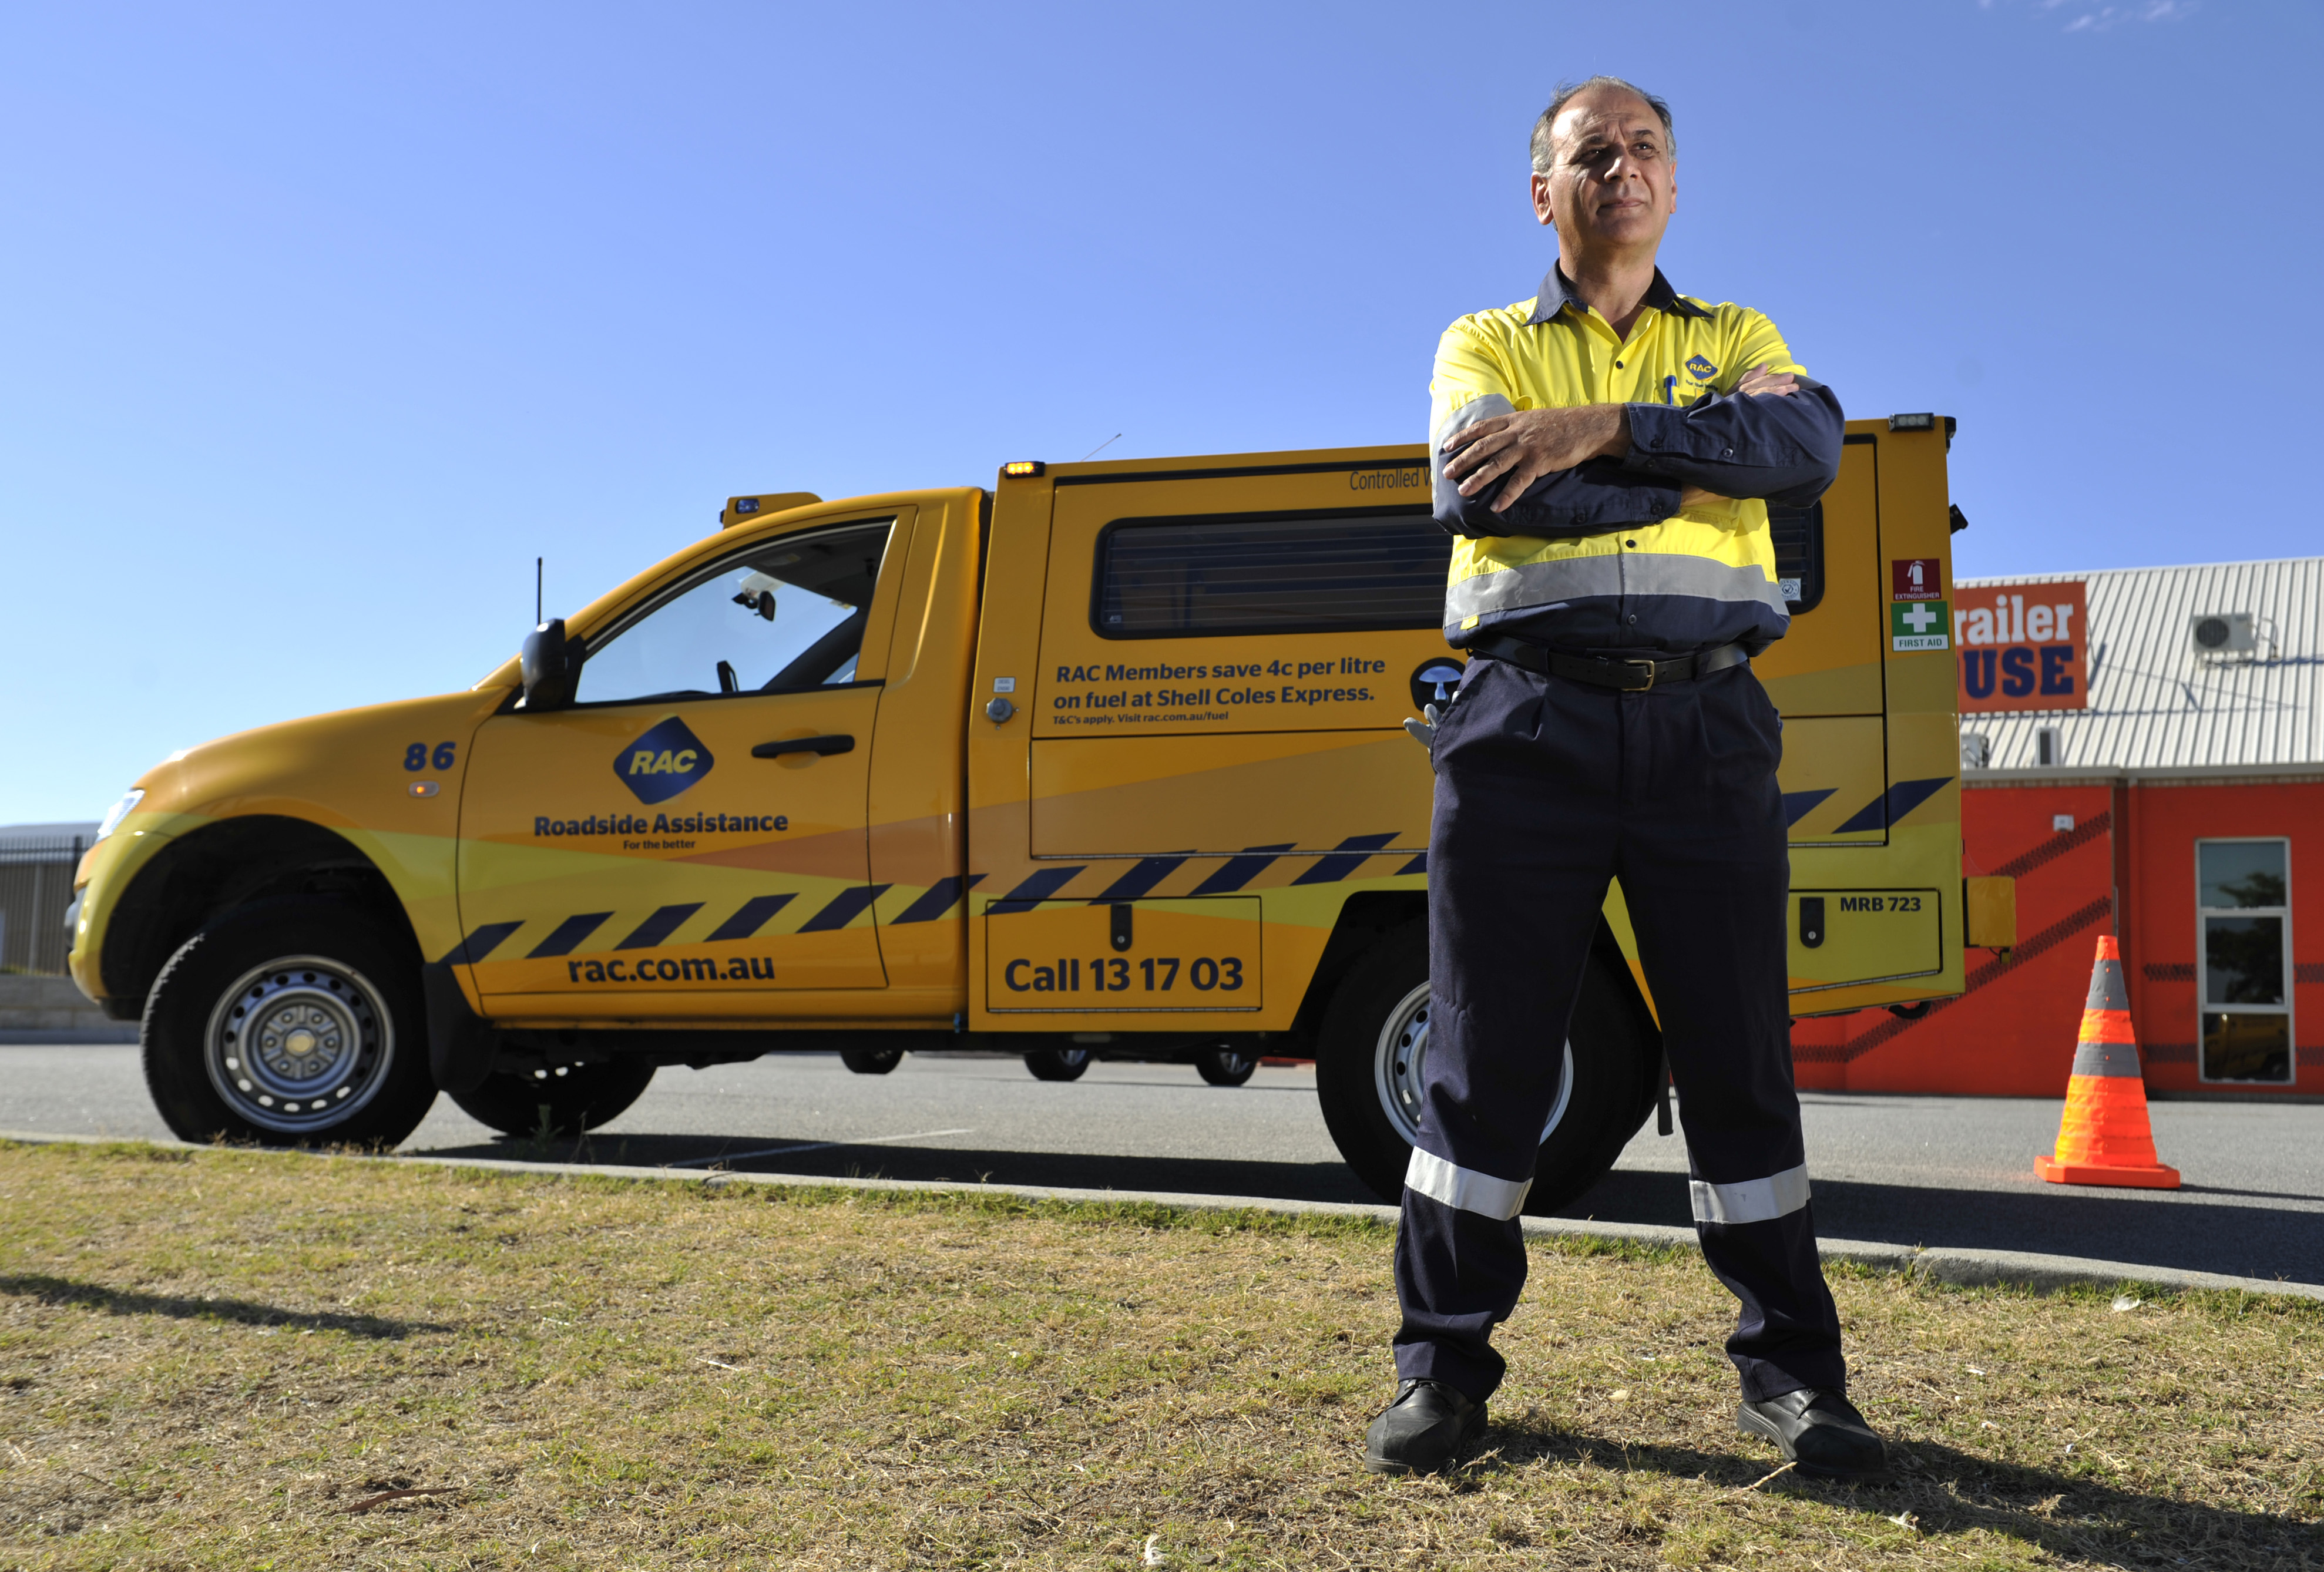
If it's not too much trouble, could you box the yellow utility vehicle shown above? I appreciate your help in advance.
[70,417,2001,1208]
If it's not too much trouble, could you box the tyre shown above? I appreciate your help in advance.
[839,1046,904,1075]
[449,1057,657,1138]
[1314,921,1660,1213]
[1195,1047,1258,1087]
[141,898,438,1148]
[1024,1046,1093,1082]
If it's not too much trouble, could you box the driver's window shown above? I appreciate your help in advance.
[573,519,894,707]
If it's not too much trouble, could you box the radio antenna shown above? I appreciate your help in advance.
[1079,432,1122,462]
[536,557,543,626]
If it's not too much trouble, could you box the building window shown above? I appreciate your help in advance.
[1960,733,1990,770]
[2036,728,2061,767]
[2197,839,2292,1084]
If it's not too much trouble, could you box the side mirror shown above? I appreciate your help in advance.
[520,619,577,711]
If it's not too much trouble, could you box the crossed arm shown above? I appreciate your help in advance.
[1430,365,1846,539]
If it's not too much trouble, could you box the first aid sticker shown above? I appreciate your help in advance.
[1891,600,1950,651]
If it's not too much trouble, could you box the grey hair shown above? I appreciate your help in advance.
[1530,76,1675,172]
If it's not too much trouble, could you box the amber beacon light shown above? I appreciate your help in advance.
[1002,461,1045,478]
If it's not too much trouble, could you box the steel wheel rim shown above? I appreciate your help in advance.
[1373,982,1574,1148]
[203,954,395,1134]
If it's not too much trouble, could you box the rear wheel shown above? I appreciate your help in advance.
[1024,1047,1092,1082]
[839,1046,904,1075]
[449,1057,657,1137]
[1314,922,1658,1212]
[1195,1047,1258,1087]
[142,898,438,1148]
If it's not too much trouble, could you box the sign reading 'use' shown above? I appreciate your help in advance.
[1955,581,2089,713]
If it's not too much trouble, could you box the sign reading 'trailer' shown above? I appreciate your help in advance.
[1954,581,2089,713]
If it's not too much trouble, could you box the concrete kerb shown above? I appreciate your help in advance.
[5,1128,2320,1306]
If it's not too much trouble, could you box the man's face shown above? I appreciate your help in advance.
[1530,88,1675,256]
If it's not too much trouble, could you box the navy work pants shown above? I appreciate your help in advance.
[1394,653,1845,1403]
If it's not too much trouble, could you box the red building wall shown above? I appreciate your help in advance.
[1790,776,2324,1096]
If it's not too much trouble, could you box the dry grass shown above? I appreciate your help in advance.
[1,1140,2319,1570]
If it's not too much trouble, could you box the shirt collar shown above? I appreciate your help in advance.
[1526,263,1712,325]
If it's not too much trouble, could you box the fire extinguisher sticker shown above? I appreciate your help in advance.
[1891,558,1943,601]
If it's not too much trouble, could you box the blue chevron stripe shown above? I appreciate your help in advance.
[986,867,1087,915]
[527,912,612,958]
[892,874,984,925]
[800,885,893,932]
[1188,845,1293,896]
[1092,856,1188,902]
[436,921,522,967]
[1832,777,1953,836]
[706,894,795,942]
[1291,832,1401,886]
[616,903,704,949]
[1782,788,1836,827]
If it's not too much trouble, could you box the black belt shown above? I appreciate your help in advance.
[1471,634,1748,691]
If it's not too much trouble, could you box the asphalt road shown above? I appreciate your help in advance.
[6,1043,2320,1287]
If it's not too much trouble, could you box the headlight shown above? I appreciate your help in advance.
[96,790,145,841]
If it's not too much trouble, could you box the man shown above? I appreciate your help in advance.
[1363,76,1886,1480]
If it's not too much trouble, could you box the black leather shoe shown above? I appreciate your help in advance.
[1737,1387,1889,1480]
[1364,1378,1485,1475]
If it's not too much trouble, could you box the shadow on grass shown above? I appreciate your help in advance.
[417,1130,1385,1205]
[0,1274,448,1339]
[1470,1422,2323,1564]
[403,1127,2324,1284]
[1557,1166,2324,1285]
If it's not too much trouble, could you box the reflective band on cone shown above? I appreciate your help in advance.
[2036,935,2179,1190]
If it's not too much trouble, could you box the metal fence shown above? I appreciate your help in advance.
[0,837,87,976]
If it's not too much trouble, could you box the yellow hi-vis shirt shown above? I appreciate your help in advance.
[1429,266,1838,655]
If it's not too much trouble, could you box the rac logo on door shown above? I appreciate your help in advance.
[615,716,716,805]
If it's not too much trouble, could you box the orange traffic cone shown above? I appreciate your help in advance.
[2036,936,2179,1189]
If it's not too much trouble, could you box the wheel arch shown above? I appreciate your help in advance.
[100,816,420,1016]
[1287,891,1428,1050]
[1292,889,1661,1056]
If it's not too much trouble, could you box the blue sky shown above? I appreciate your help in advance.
[3,0,2315,825]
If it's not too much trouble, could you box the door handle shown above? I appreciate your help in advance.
[751,734,855,759]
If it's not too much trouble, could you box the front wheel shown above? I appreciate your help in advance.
[1195,1047,1258,1087]
[142,898,438,1148]
[1024,1047,1092,1082]
[1314,922,1658,1213]
[839,1046,904,1075]
[449,1057,657,1137]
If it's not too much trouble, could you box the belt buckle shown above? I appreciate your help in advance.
[1621,658,1658,692]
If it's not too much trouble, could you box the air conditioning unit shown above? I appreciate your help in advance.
[2191,613,2256,654]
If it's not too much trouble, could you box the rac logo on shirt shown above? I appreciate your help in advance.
[614,716,716,805]
[1685,354,1718,381]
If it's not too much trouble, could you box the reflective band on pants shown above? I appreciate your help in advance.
[1689,1163,1812,1226]
[1406,1147,1533,1221]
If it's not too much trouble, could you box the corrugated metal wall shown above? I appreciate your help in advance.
[1959,557,2323,770]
